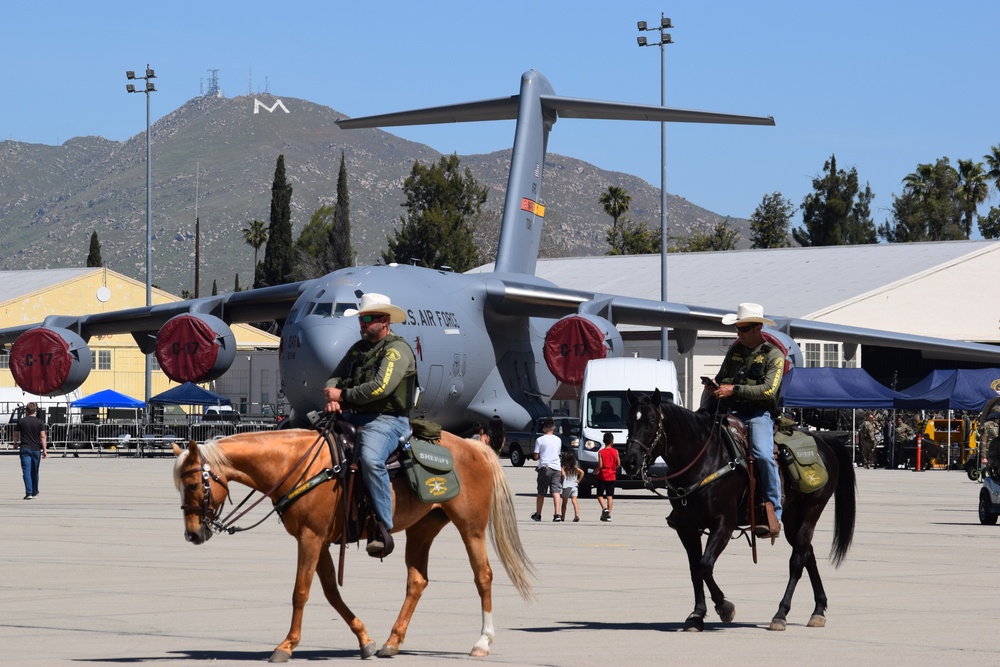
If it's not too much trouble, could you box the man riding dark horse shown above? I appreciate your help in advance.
[705,302,785,539]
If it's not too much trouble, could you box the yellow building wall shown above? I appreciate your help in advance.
[0,268,278,400]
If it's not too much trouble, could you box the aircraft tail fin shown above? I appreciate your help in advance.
[337,70,773,277]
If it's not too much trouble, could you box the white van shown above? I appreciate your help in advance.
[576,357,680,496]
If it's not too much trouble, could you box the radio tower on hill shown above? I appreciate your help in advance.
[205,69,222,98]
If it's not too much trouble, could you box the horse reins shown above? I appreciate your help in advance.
[634,405,740,500]
[180,423,336,535]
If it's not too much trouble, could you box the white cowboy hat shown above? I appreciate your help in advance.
[721,302,776,327]
[344,292,407,323]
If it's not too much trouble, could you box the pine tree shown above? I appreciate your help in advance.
[383,154,485,272]
[328,151,355,270]
[234,273,241,292]
[211,279,218,296]
[749,192,794,248]
[86,230,103,267]
[793,155,876,246]
[258,155,294,287]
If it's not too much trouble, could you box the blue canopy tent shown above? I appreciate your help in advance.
[779,368,904,409]
[895,369,1000,411]
[72,389,145,409]
[149,382,231,407]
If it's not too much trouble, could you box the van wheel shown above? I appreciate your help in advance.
[510,447,525,467]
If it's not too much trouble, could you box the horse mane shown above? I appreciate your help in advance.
[172,439,232,491]
[659,400,716,444]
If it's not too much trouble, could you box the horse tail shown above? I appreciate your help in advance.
[484,446,536,601]
[825,432,857,567]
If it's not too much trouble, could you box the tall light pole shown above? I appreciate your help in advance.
[126,65,156,404]
[637,15,673,361]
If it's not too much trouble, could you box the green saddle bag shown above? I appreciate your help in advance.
[775,429,829,494]
[402,437,461,503]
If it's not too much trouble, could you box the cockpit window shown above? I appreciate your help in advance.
[334,302,358,316]
[306,302,358,318]
[310,302,333,317]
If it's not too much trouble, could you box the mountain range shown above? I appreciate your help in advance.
[0,93,744,295]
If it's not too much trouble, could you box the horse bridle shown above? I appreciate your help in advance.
[179,463,230,533]
[630,402,727,499]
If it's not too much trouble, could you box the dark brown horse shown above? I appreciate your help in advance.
[622,390,855,631]
[172,428,533,661]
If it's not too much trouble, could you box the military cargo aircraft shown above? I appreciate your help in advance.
[2,70,999,432]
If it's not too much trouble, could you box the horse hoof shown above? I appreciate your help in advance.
[268,649,292,663]
[683,614,704,632]
[376,644,399,658]
[807,614,826,628]
[470,646,490,657]
[768,617,787,631]
[360,642,377,659]
[715,600,736,624]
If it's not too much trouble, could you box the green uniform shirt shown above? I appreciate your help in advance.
[326,332,417,415]
[715,341,785,412]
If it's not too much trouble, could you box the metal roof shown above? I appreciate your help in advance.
[475,240,1000,321]
[0,268,98,305]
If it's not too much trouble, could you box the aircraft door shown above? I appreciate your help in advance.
[414,364,444,416]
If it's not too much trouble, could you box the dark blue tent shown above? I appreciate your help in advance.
[149,382,231,406]
[895,369,1000,411]
[779,367,904,409]
[72,389,145,409]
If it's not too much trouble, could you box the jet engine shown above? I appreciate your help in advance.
[9,326,92,396]
[155,313,236,383]
[542,314,623,384]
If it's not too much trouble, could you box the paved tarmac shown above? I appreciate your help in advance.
[0,452,994,666]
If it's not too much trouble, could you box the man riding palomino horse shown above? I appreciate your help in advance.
[704,302,785,539]
[324,292,418,558]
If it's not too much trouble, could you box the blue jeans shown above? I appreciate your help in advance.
[20,449,41,496]
[348,414,410,531]
[737,409,782,521]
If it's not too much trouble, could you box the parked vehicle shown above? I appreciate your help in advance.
[576,357,680,497]
[201,405,240,423]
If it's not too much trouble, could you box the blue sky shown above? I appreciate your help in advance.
[3,1,999,233]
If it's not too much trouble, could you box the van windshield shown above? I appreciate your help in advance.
[586,392,627,429]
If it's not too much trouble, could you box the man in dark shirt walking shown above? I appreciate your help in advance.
[14,402,48,500]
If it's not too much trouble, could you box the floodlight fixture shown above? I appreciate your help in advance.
[637,36,647,46]
[146,68,155,78]
[637,20,647,30]
[146,82,156,92]
[126,84,136,93]
[126,70,136,79]
[661,17,672,28]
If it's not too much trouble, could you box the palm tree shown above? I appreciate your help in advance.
[956,159,989,237]
[984,144,1000,196]
[599,186,632,254]
[599,185,632,225]
[242,219,268,279]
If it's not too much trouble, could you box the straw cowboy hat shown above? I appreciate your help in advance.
[344,292,407,323]
[721,302,776,327]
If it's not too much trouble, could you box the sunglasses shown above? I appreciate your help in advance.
[359,314,386,324]
[735,323,759,333]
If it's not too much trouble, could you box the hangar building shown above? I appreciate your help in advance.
[514,240,1000,408]
[0,268,280,413]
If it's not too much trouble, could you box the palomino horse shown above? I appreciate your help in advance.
[172,428,533,661]
[622,390,856,632]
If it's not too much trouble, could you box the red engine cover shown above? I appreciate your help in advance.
[543,316,610,385]
[10,327,91,395]
[155,314,234,383]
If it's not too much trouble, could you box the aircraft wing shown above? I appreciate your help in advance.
[0,281,307,345]
[337,94,774,130]
[484,277,1000,364]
